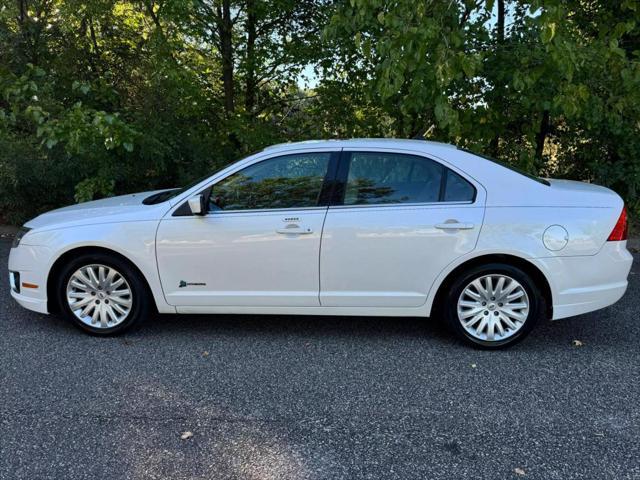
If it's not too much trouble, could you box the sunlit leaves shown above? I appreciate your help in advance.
[540,22,556,43]
[74,177,116,203]
[323,0,479,137]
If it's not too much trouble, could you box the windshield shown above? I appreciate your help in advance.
[459,148,550,186]
[142,173,213,205]
[143,150,264,205]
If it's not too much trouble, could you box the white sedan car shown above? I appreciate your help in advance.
[8,139,633,348]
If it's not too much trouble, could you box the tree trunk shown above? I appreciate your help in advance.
[218,0,235,116]
[89,18,101,58]
[489,0,506,157]
[488,135,500,157]
[244,0,257,113]
[535,110,550,161]
[497,0,505,44]
[17,0,26,24]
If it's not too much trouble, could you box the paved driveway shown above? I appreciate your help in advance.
[1,239,639,479]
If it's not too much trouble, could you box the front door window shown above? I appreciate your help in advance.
[209,153,331,211]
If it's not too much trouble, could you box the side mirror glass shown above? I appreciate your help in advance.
[187,194,206,216]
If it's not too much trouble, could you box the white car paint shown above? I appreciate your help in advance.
[157,207,327,307]
[8,139,633,323]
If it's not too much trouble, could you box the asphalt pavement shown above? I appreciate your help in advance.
[1,239,639,479]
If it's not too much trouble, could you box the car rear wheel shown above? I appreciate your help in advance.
[443,263,542,349]
[57,252,149,335]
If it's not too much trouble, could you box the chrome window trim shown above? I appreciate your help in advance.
[328,201,475,210]
[195,201,475,217]
[202,206,329,217]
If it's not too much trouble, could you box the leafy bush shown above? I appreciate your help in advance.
[1,1,639,223]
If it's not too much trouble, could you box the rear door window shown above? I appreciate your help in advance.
[343,152,443,205]
[342,152,475,205]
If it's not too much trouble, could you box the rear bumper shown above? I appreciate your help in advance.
[535,241,633,320]
[552,281,628,320]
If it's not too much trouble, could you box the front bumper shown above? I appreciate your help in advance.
[535,241,633,320]
[8,243,52,315]
[10,289,49,314]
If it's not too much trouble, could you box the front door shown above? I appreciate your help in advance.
[320,149,485,308]
[157,150,337,307]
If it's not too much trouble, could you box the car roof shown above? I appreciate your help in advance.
[262,138,458,153]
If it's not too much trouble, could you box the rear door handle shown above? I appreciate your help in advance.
[276,226,313,235]
[435,222,475,230]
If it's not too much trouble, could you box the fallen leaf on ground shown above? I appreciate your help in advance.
[471,363,477,368]
[202,351,209,357]
[514,467,526,476]
[572,340,584,347]
[181,431,193,440]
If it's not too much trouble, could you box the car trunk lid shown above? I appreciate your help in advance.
[545,179,622,208]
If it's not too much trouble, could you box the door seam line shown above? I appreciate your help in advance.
[317,206,330,306]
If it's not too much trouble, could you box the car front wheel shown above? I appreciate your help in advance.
[444,263,543,349]
[57,252,149,335]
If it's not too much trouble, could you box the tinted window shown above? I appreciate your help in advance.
[444,170,475,202]
[209,153,330,211]
[344,152,444,205]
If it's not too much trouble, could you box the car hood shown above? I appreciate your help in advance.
[25,189,173,230]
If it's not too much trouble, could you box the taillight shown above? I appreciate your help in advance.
[607,206,628,241]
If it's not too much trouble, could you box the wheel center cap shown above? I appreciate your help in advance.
[488,303,496,310]
[98,292,105,299]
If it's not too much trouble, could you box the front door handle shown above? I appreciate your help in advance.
[435,222,475,230]
[276,225,313,235]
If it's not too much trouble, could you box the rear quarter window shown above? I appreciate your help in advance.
[444,170,475,202]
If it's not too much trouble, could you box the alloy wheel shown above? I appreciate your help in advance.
[456,274,530,342]
[66,264,133,328]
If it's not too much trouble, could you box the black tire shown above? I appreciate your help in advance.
[56,252,150,335]
[443,263,543,349]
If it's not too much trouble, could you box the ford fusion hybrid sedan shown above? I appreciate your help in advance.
[8,139,633,348]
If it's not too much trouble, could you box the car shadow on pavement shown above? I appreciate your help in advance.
[144,312,456,343]
[15,303,638,353]
[108,306,638,352]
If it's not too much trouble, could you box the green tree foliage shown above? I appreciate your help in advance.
[0,0,639,222]
[321,0,640,208]
[0,0,327,222]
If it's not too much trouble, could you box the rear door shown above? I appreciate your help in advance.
[319,149,485,307]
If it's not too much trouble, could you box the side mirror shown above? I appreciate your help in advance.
[187,194,206,216]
